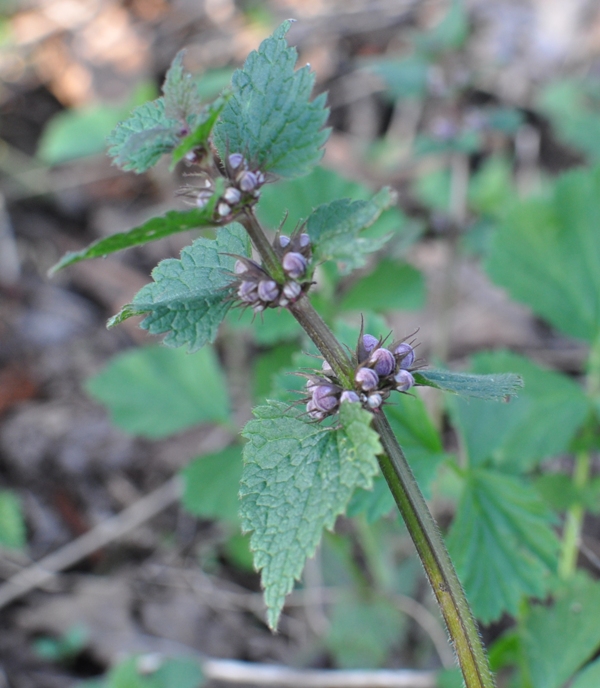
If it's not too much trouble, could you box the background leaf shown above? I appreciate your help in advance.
[87,345,229,438]
[214,21,329,178]
[487,165,600,343]
[240,400,380,628]
[0,490,26,550]
[415,368,523,400]
[180,446,242,525]
[109,224,250,351]
[447,469,559,623]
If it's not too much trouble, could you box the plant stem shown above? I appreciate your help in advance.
[558,450,590,579]
[240,207,286,282]
[374,413,495,688]
[244,208,495,688]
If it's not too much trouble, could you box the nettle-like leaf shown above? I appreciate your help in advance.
[487,165,600,343]
[108,52,222,173]
[240,400,381,628]
[414,368,523,400]
[447,468,559,623]
[214,20,330,178]
[108,224,249,351]
[307,189,396,273]
[522,576,600,688]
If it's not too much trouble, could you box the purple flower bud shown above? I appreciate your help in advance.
[255,171,266,185]
[196,190,212,209]
[367,393,383,409]
[218,202,231,217]
[369,348,395,377]
[283,281,302,300]
[234,260,248,275]
[355,367,379,391]
[299,233,310,248]
[253,302,265,313]
[279,235,291,248]
[312,384,339,412]
[394,343,415,369]
[321,360,333,375]
[238,281,258,302]
[223,187,242,204]
[306,399,325,420]
[278,298,289,307]
[362,334,379,353]
[257,279,279,302]
[340,390,360,404]
[229,153,244,170]
[238,170,258,192]
[282,252,307,279]
[395,369,415,392]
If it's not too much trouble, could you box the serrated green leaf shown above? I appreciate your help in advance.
[414,368,523,400]
[449,351,591,471]
[86,345,229,438]
[240,400,381,628]
[51,204,219,273]
[214,21,330,178]
[163,51,203,122]
[107,98,180,173]
[447,468,559,623]
[487,165,600,343]
[0,490,26,550]
[180,446,242,525]
[340,259,425,312]
[307,188,396,273]
[326,594,406,668]
[108,224,250,351]
[522,577,600,688]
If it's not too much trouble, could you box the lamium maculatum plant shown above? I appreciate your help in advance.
[52,21,526,688]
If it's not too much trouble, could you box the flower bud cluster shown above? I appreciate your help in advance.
[194,153,266,220]
[303,331,420,421]
[231,231,312,314]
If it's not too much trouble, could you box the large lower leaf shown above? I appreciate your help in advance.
[240,400,381,628]
[214,21,329,178]
[108,224,250,351]
[86,345,229,439]
[447,468,559,623]
[522,577,600,688]
[487,165,600,343]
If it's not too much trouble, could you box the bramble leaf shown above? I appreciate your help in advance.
[108,224,250,351]
[449,351,591,472]
[240,400,381,628]
[307,188,396,273]
[86,345,229,438]
[447,468,559,623]
[522,577,600,688]
[181,446,243,525]
[414,368,523,400]
[487,165,600,343]
[50,203,220,273]
[214,21,330,178]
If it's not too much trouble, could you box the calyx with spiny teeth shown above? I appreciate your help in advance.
[303,329,422,420]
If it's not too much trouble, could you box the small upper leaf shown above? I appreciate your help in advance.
[108,223,250,351]
[240,400,380,628]
[307,188,396,273]
[214,21,330,178]
[163,51,204,122]
[447,468,559,623]
[414,368,523,400]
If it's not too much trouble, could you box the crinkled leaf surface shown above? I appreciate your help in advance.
[214,21,330,178]
[522,577,600,688]
[449,351,591,472]
[163,51,204,122]
[108,224,249,351]
[414,368,523,400]
[87,345,229,438]
[487,165,600,343]
[51,204,219,273]
[307,189,396,273]
[447,468,559,623]
[181,446,243,525]
[240,400,381,628]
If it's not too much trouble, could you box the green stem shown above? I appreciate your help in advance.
[558,451,590,579]
[240,207,286,282]
[244,208,495,688]
[374,413,495,688]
